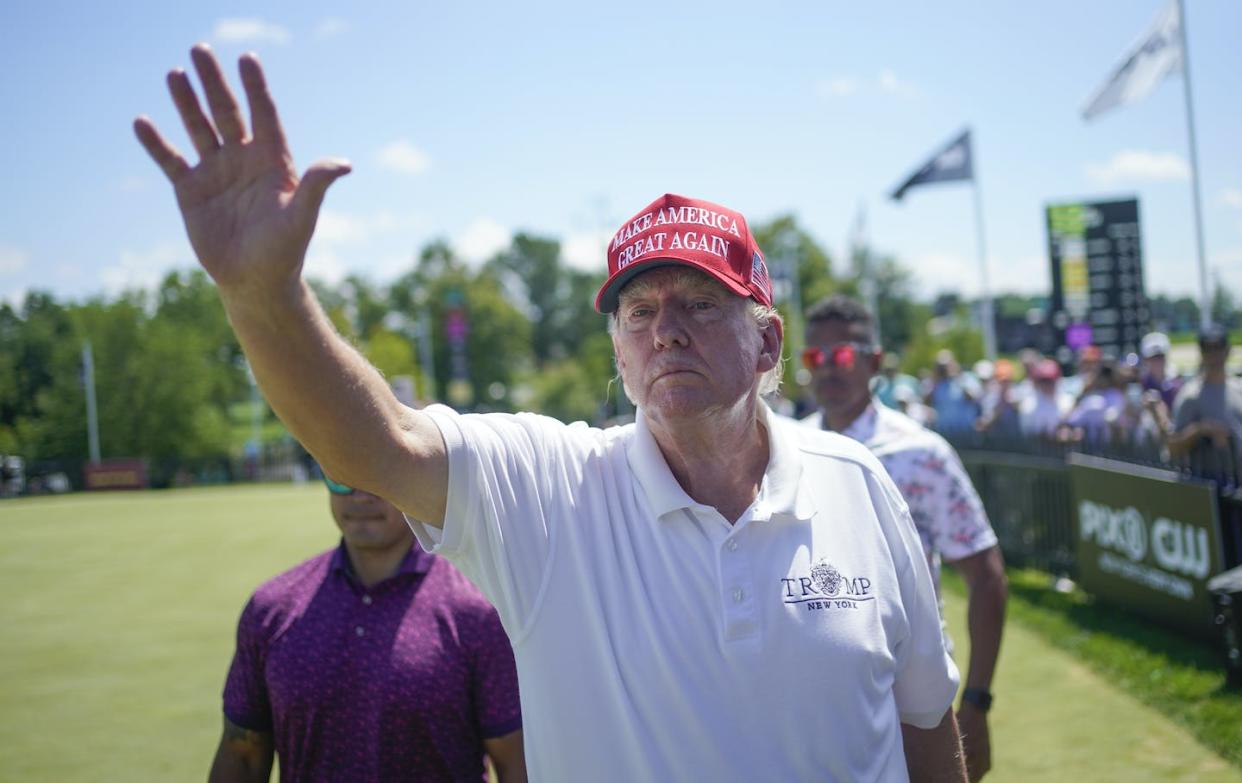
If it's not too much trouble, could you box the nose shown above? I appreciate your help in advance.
[345,488,383,507]
[651,306,690,350]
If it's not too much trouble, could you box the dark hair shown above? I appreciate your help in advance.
[804,295,876,344]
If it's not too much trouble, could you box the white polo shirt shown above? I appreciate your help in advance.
[408,404,958,783]
[803,403,997,592]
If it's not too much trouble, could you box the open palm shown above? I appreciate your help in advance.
[134,45,349,292]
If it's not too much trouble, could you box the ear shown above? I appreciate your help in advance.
[757,314,784,373]
[611,331,626,375]
[868,349,884,376]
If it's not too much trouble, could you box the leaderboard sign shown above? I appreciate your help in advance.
[1046,198,1149,361]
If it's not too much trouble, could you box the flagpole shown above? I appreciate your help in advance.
[971,173,997,360]
[1176,0,1211,329]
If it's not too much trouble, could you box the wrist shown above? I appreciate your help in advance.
[960,687,993,712]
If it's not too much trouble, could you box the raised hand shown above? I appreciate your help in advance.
[133,44,350,295]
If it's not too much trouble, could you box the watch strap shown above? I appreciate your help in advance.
[960,687,993,712]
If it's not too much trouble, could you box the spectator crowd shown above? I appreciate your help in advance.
[793,326,1242,484]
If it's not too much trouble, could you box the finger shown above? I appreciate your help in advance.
[238,53,287,147]
[191,43,247,145]
[292,159,352,230]
[133,116,191,182]
[167,68,220,157]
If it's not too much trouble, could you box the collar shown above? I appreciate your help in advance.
[840,400,881,443]
[329,539,433,584]
[626,404,814,523]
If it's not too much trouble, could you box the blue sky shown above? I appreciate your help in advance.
[1,0,1239,309]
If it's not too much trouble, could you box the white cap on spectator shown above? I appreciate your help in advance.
[1140,332,1170,358]
[973,359,994,380]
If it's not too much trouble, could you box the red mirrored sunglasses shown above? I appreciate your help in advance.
[801,342,874,371]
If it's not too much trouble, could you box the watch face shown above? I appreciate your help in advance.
[962,689,993,711]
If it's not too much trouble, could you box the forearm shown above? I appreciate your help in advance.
[208,754,271,783]
[1166,424,1201,458]
[964,567,1007,690]
[902,710,968,783]
[207,722,274,783]
[222,280,415,495]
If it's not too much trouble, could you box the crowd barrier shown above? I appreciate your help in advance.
[950,431,1242,650]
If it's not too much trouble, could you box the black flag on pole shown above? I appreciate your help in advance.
[889,129,973,201]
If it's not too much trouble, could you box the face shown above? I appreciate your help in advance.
[1201,341,1231,371]
[803,319,880,420]
[611,267,780,424]
[1144,353,1166,378]
[328,487,413,553]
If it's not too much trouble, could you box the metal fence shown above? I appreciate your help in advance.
[948,432,1242,576]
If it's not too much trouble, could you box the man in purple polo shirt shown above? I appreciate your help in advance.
[207,476,525,783]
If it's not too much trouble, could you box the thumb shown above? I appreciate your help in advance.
[292,158,352,229]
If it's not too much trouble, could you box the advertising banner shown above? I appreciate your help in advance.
[84,459,148,491]
[1071,454,1223,639]
[1047,199,1149,363]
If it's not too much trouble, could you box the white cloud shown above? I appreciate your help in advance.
[103,243,193,295]
[562,230,610,272]
[1213,248,1242,268]
[377,140,431,175]
[304,246,348,285]
[314,17,349,40]
[815,70,915,99]
[118,175,150,193]
[1085,150,1190,186]
[877,69,915,96]
[312,209,424,248]
[1222,188,1242,210]
[2,286,28,310]
[454,218,511,264]
[0,244,30,277]
[212,18,292,45]
[902,251,1047,297]
[815,77,858,98]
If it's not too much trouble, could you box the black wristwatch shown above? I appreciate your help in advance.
[960,687,993,712]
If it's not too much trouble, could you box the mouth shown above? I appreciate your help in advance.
[343,513,386,523]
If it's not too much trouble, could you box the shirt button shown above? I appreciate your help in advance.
[732,588,745,603]
[355,626,366,637]
[362,595,373,605]
[727,539,739,552]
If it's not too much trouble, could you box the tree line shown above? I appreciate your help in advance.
[3,214,1222,476]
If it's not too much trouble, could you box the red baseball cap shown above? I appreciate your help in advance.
[594,193,773,314]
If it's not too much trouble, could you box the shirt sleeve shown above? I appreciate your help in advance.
[868,467,960,729]
[927,440,998,562]
[404,405,568,639]
[469,603,524,739]
[221,597,273,732]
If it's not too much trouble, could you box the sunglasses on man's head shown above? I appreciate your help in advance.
[801,342,874,371]
[323,475,357,495]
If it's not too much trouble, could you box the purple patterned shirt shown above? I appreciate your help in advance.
[223,541,521,783]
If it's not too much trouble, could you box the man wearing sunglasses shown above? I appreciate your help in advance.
[208,476,525,783]
[138,45,966,782]
[800,295,1007,783]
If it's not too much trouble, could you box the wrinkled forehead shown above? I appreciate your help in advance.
[615,264,735,305]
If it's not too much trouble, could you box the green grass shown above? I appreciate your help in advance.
[943,568,1242,774]
[1,487,1240,781]
[0,485,333,782]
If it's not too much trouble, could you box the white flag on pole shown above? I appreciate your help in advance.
[1082,0,1183,121]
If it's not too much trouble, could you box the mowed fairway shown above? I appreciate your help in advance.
[1,485,1239,782]
[0,485,335,782]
